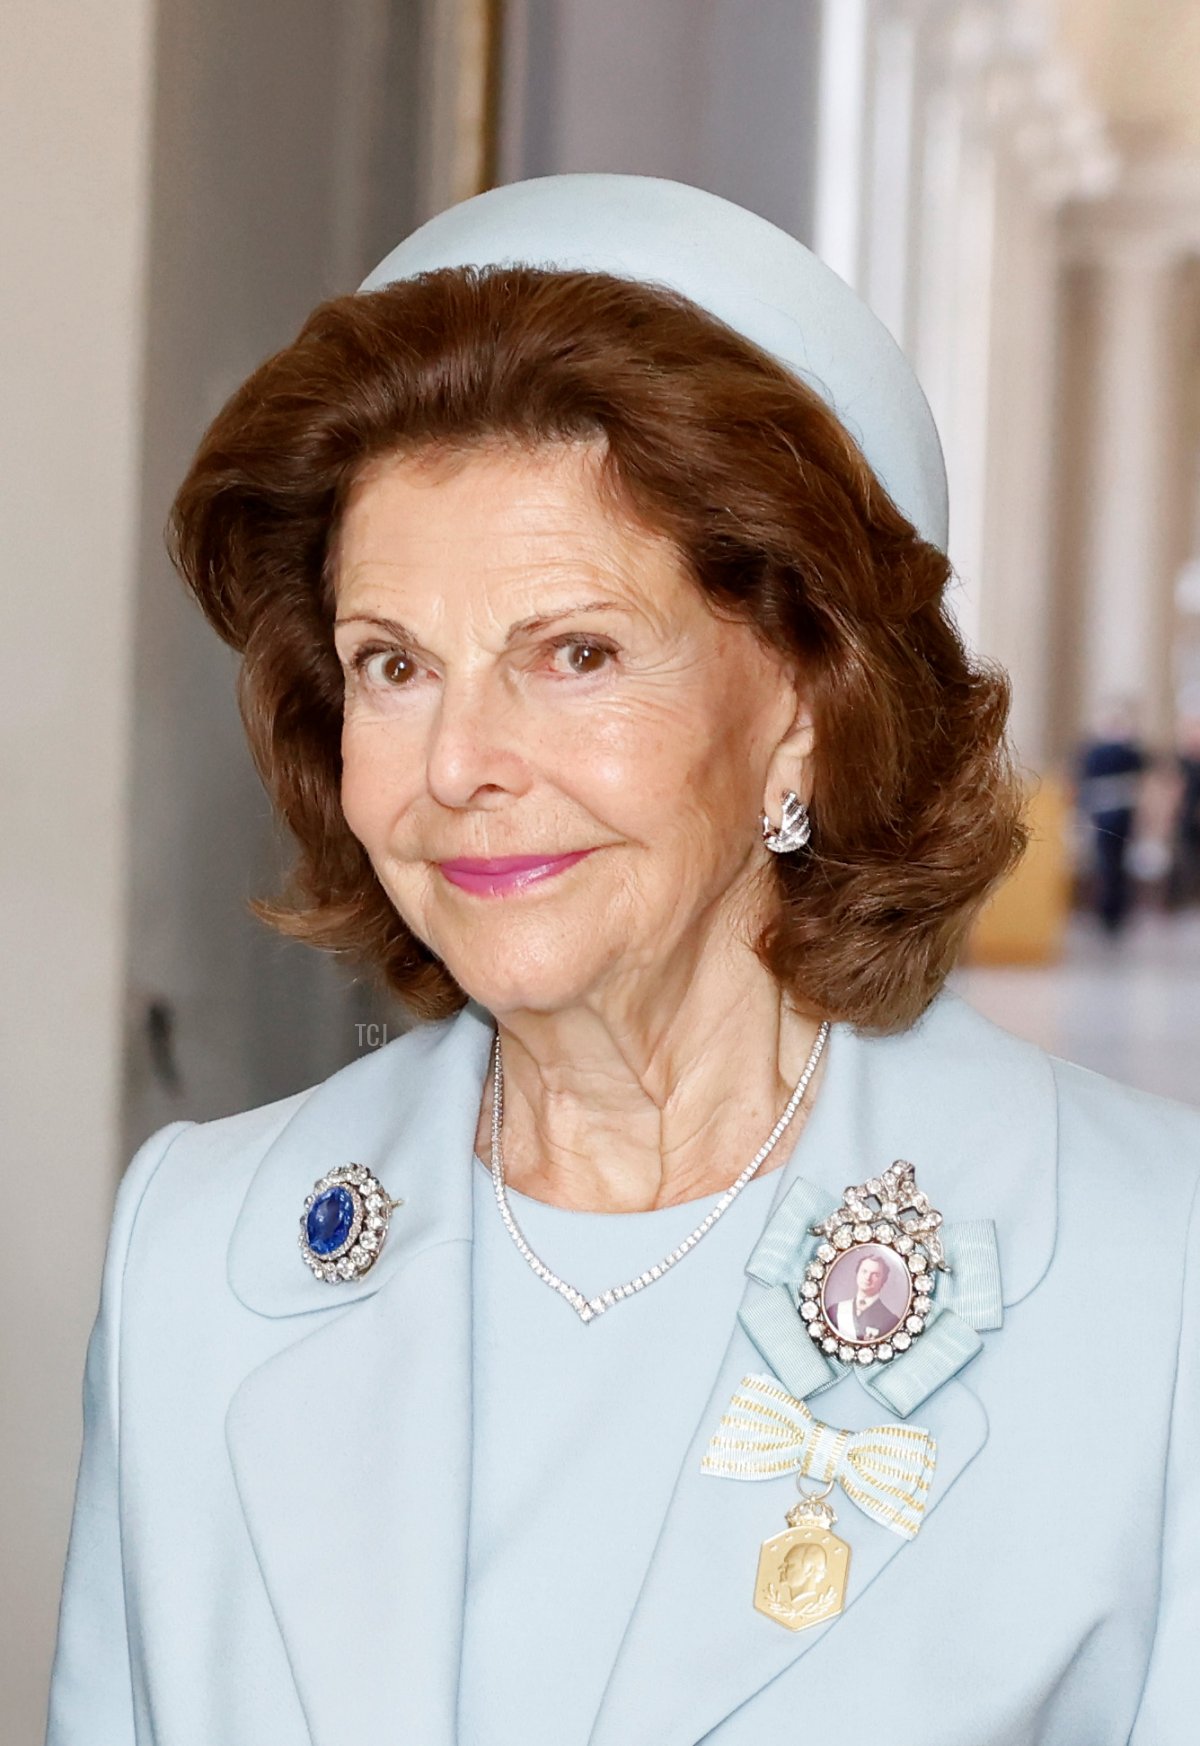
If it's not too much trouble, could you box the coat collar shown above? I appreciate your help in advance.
[222,989,1057,1746]
[745,983,1058,1309]
[226,1000,495,1317]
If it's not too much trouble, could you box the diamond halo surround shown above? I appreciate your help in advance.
[802,1159,949,1366]
[299,1163,403,1283]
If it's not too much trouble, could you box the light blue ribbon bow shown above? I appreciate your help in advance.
[701,1372,937,1538]
[740,1177,1002,1418]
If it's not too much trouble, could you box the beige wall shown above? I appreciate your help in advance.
[0,3,156,1739]
[1058,0,1200,151]
[2,3,431,1737]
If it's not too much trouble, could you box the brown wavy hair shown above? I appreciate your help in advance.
[168,265,1025,1033]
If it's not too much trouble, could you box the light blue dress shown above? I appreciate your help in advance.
[459,1160,783,1744]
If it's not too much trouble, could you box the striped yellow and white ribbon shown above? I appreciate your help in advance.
[701,1372,936,1540]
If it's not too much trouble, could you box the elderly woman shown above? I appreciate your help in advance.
[46,176,1197,1746]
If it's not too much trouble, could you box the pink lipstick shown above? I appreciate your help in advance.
[436,850,594,897]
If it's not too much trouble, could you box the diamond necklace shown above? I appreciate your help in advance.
[487,1019,831,1323]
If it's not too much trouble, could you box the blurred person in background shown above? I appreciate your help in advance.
[1167,704,1200,909]
[1077,697,1148,934]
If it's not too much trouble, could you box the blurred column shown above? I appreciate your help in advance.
[977,144,1061,766]
[417,0,501,221]
[862,0,922,346]
[813,0,872,288]
[898,1,1115,746]
[1080,242,1179,737]
[975,22,1114,770]
[913,2,1002,651]
[819,0,1001,645]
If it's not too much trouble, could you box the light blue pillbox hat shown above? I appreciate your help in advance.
[359,173,948,553]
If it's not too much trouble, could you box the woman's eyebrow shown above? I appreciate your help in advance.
[335,600,627,645]
[505,599,625,640]
[334,613,415,639]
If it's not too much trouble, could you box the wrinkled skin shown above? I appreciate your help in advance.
[333,440,822,1210]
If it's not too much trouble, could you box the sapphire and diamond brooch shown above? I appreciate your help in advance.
[298,1163,403,1283]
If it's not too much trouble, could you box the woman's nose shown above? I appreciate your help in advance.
[424,671,531,809]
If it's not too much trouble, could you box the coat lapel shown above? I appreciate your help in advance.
[590,992,1057,1746]
[223,1003,494,1746]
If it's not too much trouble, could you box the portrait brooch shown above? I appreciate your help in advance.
[738,1157,1002,1418]
[801,1159,946,1367]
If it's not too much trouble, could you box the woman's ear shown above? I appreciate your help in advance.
[763,689,815,813]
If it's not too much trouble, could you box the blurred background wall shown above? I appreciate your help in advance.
[3,1,1198,1735]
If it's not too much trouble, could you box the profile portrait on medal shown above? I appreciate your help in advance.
[44,167,1200,1746]
[821,1243,908,1343]
[760,1539,837,1629]
[775,1542,829,1610]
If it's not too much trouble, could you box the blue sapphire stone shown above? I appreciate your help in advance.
[306,1185,355,1256]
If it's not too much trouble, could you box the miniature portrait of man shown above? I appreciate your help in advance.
[821,1244,908,1342]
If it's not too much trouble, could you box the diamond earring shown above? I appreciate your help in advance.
[761,791,811,854]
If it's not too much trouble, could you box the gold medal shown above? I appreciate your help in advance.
[753,1482,851,1632]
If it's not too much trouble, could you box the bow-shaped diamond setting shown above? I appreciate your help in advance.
[810,1159,949,1270]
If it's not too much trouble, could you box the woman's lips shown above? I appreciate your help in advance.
[435,849,595,896]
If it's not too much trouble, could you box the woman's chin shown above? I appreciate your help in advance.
[445,954,603,1019]
[422,901,622,1018]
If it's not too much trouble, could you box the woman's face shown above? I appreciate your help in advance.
[333,441,810,1020]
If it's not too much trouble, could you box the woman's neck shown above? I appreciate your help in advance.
[476,944,826,1213]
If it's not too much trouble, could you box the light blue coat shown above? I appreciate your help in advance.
[45,992,1200,1745]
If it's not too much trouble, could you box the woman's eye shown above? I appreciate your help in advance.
[353,647,418,687]
[556,639,614,675]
